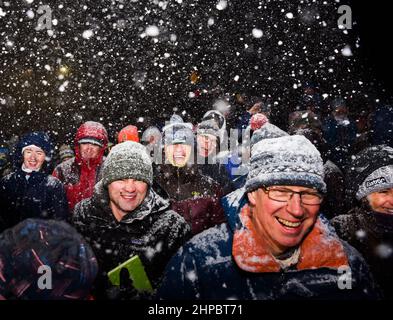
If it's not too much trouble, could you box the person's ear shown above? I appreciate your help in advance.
[247,191,257,206]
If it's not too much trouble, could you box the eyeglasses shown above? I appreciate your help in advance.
[261,187,323,205]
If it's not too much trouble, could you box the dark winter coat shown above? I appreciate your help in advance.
[157,190,379,300]
[73,181,190,298]
[371,105,393,148]
[0,169,69,231]
[195,162,234,195]
[321,160,346,219]
[332,206,393,299]
[53,122,108,211]
[322,116,357,169]
[154,163,226,236]
[0,132,68,231]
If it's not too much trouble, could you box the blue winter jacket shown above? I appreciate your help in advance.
[157,190,379,300]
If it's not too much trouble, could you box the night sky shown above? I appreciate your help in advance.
[0,0,391,145]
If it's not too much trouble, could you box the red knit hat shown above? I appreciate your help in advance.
[250,113,269,131]
[117,125,140,143]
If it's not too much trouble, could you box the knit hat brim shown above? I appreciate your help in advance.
[246,134,326,194]
[245,171,326,193]
[356,165,393,200]
[103,159,153,187]
[78,137,104,147]
[102,141,153,188]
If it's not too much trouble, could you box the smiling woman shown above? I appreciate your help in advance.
[22,145,46,171]
[0,132,68,232]
[332,144,393,299]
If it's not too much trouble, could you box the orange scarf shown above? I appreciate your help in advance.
[232,205,349,273]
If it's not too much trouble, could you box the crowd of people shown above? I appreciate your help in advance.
[0,94,392,300]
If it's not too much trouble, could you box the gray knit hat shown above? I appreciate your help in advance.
[356,165,393,200]
[102,141,153,187]
[250,122,288,147]
[346,145,393,201]
[245,131,326,193]
[196,118,220,140]
[162,115,194,146]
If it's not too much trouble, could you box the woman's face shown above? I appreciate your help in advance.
[366,188,393,214]
[23,146,46,171]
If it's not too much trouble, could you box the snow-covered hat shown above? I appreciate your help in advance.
[102,141,153,187]
[356,165,393,200]
[201,110,226,141]
[162,115,194,146]
[141,126,162,145]
[196,118,220,140]
[59,144,74,161]
[245,125,326,193]
[250,122,288,147]
[17,132,53,162]
[250,113,269,131]
[347,145,393,200]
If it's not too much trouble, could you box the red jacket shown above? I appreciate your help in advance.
[53,122,108,212]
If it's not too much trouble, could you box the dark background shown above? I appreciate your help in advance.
[350,1,392,93]
[0,1,391,145]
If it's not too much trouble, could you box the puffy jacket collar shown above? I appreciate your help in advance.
[232,204,349,273]
[12,167,47,183]
[352,206,393,235]
[221,187,247,232]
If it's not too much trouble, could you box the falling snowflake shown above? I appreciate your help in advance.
[82,29,94,39]
[341,45,353,57]
[216,0,227,11]
[252,28,263,38]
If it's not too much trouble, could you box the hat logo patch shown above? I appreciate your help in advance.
[365,177,387,188]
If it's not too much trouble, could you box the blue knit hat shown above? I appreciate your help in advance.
[16,132,53,162]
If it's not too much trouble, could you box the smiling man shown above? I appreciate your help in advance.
[73,141,190,299]
[53,121,108,212]
[157,125,379,300]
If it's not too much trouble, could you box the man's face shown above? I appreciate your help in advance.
[247,185,320,256]
[79,143,101,160]
[108,179,148,221]
[23,146,46,171]
[366,188,393,214]
[197,134,217,158]
[165,144,192,167]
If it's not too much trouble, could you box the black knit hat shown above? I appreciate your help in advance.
[0,219,98,300]
[346,145,393,200]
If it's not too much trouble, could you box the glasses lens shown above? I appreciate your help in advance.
[267,188,322,205]
[301,193,322,205]
[268,189,291,202]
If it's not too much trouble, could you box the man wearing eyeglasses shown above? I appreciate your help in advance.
[157,125,379,300]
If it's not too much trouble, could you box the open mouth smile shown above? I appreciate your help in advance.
[276,217,302,228]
